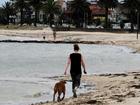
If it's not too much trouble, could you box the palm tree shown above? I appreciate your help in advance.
[98,0,118,29]
[70,0,91,28]
[2,2,13,24]
[11,0,28,25]
[122,0,140,32]
[0,7,7,24]
[42,0,61,27]
[28,0,43,26]
[24,7,33,25]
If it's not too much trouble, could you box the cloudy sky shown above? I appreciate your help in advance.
[0,0,9,7]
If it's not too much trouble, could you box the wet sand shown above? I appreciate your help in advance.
[33,72,140,105]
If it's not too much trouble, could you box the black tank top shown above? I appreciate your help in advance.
[70,53,82,74]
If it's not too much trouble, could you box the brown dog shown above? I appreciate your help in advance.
[53,80,66,102]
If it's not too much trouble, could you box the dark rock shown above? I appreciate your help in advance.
[110,95,124,102]
[86,100,103,105]
[134,76,138,79]
[126,91,136,97]
[131,84,140,89]
[112,73,128,77]
[99,74,111,76]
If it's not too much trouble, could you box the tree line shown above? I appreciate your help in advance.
[0,0,140,30]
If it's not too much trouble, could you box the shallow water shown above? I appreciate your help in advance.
[0,43,140,105]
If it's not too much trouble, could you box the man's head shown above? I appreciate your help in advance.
[73,44,80,51]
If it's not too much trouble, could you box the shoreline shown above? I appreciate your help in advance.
[0,29,140,105]
[33,72,140,105]
[0,40,116,45]
[0,29,140,53]
[0,38,139,54]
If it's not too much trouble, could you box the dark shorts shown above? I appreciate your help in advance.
[71,73,81,90]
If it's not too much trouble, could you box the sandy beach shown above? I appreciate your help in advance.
[0,29,140,105]
[34,72,140,105]
[0,29,140,52]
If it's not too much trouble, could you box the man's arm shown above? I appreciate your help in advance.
[81,55,87,74]
[64,57,71,75]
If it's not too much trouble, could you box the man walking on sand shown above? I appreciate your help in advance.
[64,44,87,98]
[53,29,56,40]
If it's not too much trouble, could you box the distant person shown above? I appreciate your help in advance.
[53,29,56,40]
[64,44,87,98]
[120,21,124,29]
[43,36,46,40]
[42,32,46,40]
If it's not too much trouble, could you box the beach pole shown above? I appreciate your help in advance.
[137,11,139,39]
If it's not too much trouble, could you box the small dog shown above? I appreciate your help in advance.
[53,80,66,102]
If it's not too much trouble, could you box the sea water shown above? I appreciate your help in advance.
[0,43,140,105]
